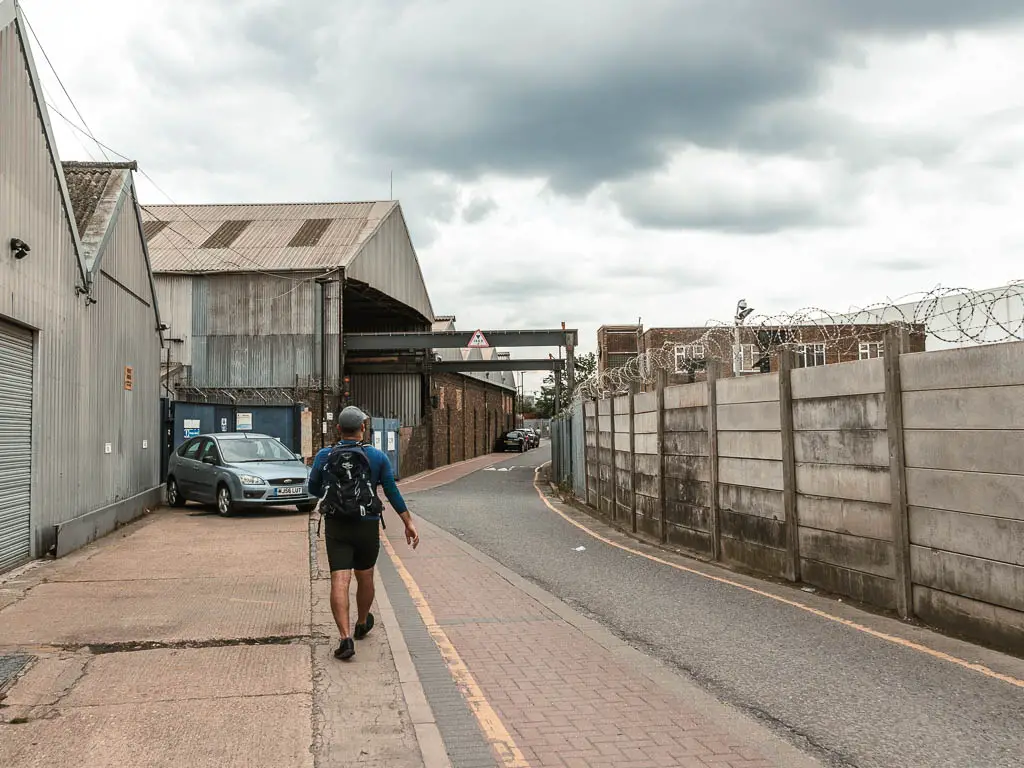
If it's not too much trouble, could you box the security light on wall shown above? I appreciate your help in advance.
[735,299,754,323]
[10,238,30,259]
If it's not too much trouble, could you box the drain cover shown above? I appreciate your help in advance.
[0,654,33,689]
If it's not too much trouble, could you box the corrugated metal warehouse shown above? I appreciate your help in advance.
[0,2,163,570]
[143,201,521,477]
[142,201,435,446]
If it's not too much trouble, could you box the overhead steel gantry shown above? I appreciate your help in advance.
[344,327,579,406]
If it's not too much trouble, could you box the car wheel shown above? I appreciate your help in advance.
[216,485,234,517]
[166,477,186,507]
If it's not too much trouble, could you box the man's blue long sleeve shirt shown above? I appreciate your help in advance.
[307,440,408,515]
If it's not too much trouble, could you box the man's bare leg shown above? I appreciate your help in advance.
[330,569,353,639]
[354,568,375,626]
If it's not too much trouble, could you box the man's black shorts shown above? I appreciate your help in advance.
[324,518,381,572]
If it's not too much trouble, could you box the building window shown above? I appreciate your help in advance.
[858,342,884,360]
[735,343,760,373]
[795,343,827,368]
[674,344,705,372]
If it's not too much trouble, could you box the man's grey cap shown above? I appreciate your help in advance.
[338,406,369,430]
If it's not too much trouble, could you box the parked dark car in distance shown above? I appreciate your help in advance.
[166,432,316,516]
[520,427,540,448]
[496,430,527,453]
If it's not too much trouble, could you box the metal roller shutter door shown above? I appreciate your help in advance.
[0,321,33,571]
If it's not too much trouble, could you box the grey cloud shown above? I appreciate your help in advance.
[295,1,1024,188]
[462,197,497,224]
[868,257,937,272]
[613,192,838,235]
[124,0,1024,235]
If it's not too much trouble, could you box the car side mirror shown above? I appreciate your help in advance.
[202,455,218,465]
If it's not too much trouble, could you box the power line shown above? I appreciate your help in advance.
[48,99,315,282]
[43,92,97,162]
[46,102,132,162]
[22,10,110,162]
[32,30,334,293]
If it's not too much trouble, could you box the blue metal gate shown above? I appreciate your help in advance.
[172,403,301,453]
[369,417,402,479]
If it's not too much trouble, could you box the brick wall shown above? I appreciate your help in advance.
[640,325,927,388]
[597,325,642,376]
[305,375,514,477]
[399,423,430,478]
[431,373,514,468]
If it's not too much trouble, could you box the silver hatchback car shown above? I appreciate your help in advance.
[166,432,316,516]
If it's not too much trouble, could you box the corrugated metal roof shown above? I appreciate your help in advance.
[142,200,434,321]
[142,201,395,274]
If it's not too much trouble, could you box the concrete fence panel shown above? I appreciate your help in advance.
[791,357,895,608]
[900,340,1024,391]
[573,339,1024,651]
[717,401,780,432]
[898,341,1024,650]
[717,372,780,405]
[665,382,707,410]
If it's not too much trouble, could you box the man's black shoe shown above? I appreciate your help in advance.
[334,637,355,660]
[354,613,375,640]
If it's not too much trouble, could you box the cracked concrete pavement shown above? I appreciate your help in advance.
[0,505,423,768]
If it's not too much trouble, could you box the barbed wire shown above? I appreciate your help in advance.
[575,281,1024,400]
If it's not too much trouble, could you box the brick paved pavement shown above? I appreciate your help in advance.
[384,520,788,768]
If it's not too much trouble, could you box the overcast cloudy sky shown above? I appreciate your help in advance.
[24,0,1024,391]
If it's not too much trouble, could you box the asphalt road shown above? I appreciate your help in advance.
[406,444,1024,768]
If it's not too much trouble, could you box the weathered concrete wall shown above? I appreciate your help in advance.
[663,383,713,554]
[633,393,659,536]
[612,395,632,528]
[715,374,787,576]
[584,401,598,508]
[792,358,896,608]
[576,338,1024,651]
[901,342,1024,649]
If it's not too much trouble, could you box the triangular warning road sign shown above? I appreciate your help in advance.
[466,329,490,348]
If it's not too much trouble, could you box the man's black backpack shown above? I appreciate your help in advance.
[320,443,384,521]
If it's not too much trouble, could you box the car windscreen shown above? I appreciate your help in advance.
[218,438,297,464]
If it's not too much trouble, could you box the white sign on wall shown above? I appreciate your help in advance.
[236,412,253,431]
[373,430,383,450]
[387,431,396,452]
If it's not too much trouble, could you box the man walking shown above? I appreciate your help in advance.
[308,406,419,661]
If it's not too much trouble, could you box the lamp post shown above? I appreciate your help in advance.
[734,299,754,377]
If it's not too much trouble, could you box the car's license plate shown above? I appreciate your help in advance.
[275,486,303,496]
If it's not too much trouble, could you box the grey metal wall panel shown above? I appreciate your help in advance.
[349,374,422,427]
[179,273,341,389]
[97,195,153,301]
[0,321,33,570]
[0,20,163,558]
[197,272,338,336]
[154,275,194,365]
[72,269,162,518]
[346,208,434,321]
[190,333,332,388]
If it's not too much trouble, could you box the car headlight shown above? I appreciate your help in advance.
[238,474,267,486]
